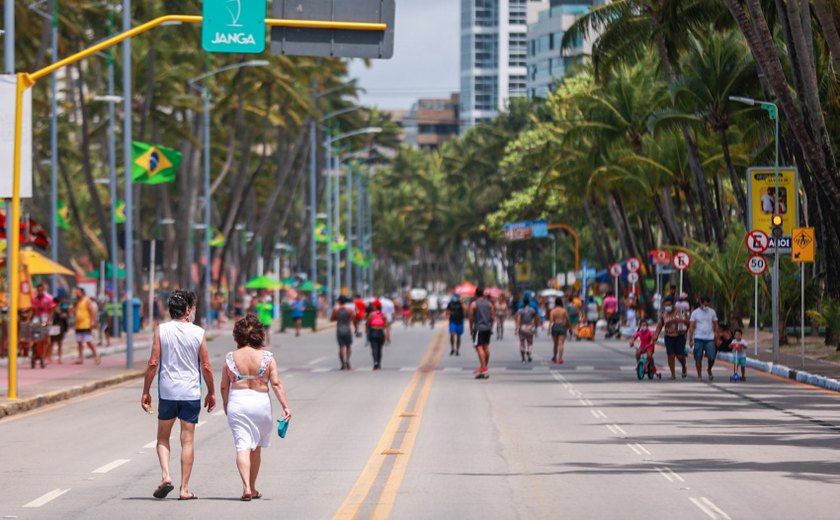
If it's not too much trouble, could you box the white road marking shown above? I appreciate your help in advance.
[92,459,131,474]
[657,467,675,482]
[582,399,593,406]
[664,467,684,482]
[689,498,720,520]
[443,367,462,372]
[579,399,588,406]
[399,367,415,372]
[23,488,71,508]
[606,424,620,435]
[312,367,331,373]
[633,443,651,455]
[144,440,157,449]
[594,410,607,419]
[619,366,635,371]
[307,355,327,366]
[590,409,601,419]
[627,443,641,455]
[612,424,628,436]
[575,365,594,371]
[700,497,731,519]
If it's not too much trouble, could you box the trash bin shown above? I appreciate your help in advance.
[122,297,142,333]
[281,305,317,332]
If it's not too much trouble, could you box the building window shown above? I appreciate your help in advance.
[475,75,498,111]
[509,74,527,97]
[509,0,527,25]
[474,0,498,27]
[509,32,527,68]
[475,33,498,69]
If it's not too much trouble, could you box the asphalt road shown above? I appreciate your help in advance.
[3,320,840,519]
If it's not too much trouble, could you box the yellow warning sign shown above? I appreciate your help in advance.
[791,227,815,263]
[515,262,531,284]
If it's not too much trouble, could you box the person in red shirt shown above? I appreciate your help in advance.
[31,283,56,317]
[353,294,367,338]
[630,319,660,379]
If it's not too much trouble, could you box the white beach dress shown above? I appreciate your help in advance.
[226,350,274,452]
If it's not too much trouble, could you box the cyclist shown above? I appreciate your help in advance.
[629,319,660,379]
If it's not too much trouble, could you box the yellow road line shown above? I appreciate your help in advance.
[370,338,445,519]
[332,332,442,520]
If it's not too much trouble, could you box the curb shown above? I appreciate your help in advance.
[0,368,146,420]
[716,352,840,393]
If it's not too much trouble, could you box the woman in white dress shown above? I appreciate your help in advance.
[221,314,292,501]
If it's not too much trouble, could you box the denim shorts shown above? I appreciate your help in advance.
[158,399,201,424]
[449,322,464,336]
[693,339,716,362]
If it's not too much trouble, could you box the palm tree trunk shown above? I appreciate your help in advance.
[719,127,747,224]
[58,158,96,262]
[812,0,840,74]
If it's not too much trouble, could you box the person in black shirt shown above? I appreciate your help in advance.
[445,293,467,356]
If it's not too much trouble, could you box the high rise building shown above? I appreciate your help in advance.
[404,94,460,150]
[460,0,546,129]
[526,1,594,99]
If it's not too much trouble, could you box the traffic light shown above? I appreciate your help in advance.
[771,214,784,238]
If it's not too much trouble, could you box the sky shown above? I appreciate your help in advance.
[348,0,460,111]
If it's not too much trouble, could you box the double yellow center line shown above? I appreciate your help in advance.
[333,331,446,520]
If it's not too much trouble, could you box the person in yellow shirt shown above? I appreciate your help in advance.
[72,287,100,365]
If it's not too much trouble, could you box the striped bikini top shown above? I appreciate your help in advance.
[226,350,272,383]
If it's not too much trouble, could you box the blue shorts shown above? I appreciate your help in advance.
[449,322,464,336]
[693,339,717,363]
[735,354,747,366]
[158,398,201,424]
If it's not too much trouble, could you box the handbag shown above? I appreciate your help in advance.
[276,419,289,438]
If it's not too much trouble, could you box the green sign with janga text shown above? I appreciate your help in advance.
[202,0,266,53]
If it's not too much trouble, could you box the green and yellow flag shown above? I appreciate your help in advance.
[56,200,71,231]
[363,254,373,269]
[314,223,330,243]
[329,232,346,252]
[209,227,225,247]
[350,247,366,266]
[114,200,126,224]
[131,141,182,184]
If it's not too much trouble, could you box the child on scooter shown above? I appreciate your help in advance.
[730,329,748,382]
[630,319,660,378]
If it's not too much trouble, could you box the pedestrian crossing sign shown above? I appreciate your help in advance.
[791,227,815,263]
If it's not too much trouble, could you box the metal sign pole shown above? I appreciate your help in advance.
[754,275,759,357]
[801,262,805,369]
[679,270,683,296]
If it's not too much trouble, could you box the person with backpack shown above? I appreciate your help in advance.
[366,299,388,370]
[445,293,467,356]
[332,296,358,370]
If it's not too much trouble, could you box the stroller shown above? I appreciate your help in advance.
[605,313,621,339]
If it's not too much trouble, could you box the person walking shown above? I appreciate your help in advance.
[469,288,495,378]
[221,313,291,501]
[688,296,719,381]
[290,294,306,337]
[71,287,100,365]
[141,290,216,501]
[515,297,538,362]
[366,299,388,370]
[446,293,467,356]
[380,294,395,344]
[494,295,508,340]
[652,296,690,379]
[549,297,571,364]
[50,297,69,364]
[332,296,357,370]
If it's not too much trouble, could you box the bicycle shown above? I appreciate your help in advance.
[636,349,661,380]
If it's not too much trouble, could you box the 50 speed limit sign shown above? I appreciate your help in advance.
[747,255,768,276]
[627,272,640,284]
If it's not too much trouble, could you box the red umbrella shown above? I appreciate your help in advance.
[0,210,50,249]
[454,282,476,297]
[485,287,503,299]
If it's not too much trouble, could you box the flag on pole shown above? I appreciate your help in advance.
[114,200,126,224]
[209,227,225,247]
[350,247,366,266]
[363,254,373,269]
[131,141,182,184]
[314,223,330,243]
[329,232,346,252]
[56,200,71,230]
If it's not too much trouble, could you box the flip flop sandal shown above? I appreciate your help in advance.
[240,494,252,502]
[253,492,262,499]
[178,494,198,501]
[153,483,174,499]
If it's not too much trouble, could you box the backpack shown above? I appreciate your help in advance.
[369,311,386,328]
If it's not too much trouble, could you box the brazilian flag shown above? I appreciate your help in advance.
[314,223,330,243]
[131,141,182,184]
[209,227,225,247]
[114,200,126,224]
[350,247,366,266]
[56,200,71,231]
[329,232,346,252]
[363,254,373,269]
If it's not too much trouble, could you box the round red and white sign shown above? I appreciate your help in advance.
[672,251,691,271]
[627,272,640,284]
[626,257,641,273]
[746,230,770,254]
[609,263,623,278]
[652,250,670,265]
[747,255,768,276]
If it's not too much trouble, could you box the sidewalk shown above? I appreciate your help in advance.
[0,317,335,419]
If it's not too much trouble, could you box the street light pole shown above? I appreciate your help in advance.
[730,95,781,362]
[49,0,58,293]
[106,13,120,338]
[346,154,352,294]
[309,115,317,304]
[123,0,135,368]
[325,128,333,303]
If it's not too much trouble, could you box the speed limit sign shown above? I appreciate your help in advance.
[626,257,641,273]
[747,255,768,276]
[627,272,640,284]
[609,263,622,278]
